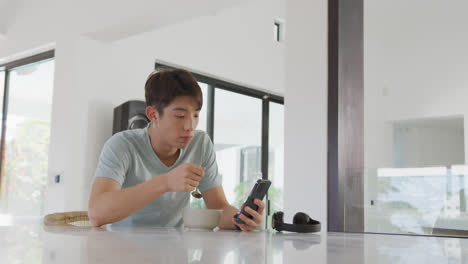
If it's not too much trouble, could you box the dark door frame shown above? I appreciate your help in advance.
[327,0,364,232]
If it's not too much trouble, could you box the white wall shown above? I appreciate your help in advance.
[393,119,464,168]
[283,0,328,232]
[364,0,468,169]
[108,0,286,101]
[0,0,287,213]
[43,35,115,212]
[364,0,468,233]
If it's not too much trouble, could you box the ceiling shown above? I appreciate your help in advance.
[0,0,23,35]
[0,0,252,41]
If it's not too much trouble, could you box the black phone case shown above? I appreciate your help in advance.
[235,179,271,225]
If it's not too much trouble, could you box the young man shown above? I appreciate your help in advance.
[88,69,264,231]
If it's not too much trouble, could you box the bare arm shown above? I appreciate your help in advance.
[88,163,205,227]
[88,176,168,227]
[202,185,238,230]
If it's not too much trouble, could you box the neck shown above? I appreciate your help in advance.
[148,125,179,161]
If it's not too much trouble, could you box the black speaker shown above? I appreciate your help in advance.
[112,100,150,134]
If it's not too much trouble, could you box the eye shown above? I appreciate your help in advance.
[175,115,185,119]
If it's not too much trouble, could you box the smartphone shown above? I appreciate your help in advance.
[234,179,271,225]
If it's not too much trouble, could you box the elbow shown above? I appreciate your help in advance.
[88,204,106,227]
[89,215,104,227]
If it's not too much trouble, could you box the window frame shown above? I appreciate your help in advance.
[155,62,284,222]
[0,50,55,188]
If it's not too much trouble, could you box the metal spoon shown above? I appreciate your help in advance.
[191,187,202,199]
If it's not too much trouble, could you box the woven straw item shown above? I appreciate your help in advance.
[43,211,92,227]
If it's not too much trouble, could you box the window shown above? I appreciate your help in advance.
[268,102,284,222]
[0,52,55,217]
[156,63,285,221]
[0,70,4,121]
[274,20,284,42]
[196,82,208,132]
[189,82,208,209]
[214,89,262,206]
[274,22,281,42]
[331,0,468,240]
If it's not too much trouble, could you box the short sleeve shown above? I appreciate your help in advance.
[94,135,130,186]
[198,134,223,193]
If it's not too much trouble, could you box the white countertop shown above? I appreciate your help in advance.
[2,218,468,263]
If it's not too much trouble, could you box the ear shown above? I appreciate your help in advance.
[145,106,159,124]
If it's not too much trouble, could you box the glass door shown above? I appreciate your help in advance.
[0,59,55,217]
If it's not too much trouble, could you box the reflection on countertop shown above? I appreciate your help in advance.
[1,217,467,263]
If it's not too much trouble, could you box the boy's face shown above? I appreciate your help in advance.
[153,96,200,149]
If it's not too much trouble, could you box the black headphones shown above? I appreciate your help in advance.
[272,211,321,233]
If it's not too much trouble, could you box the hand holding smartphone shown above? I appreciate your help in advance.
[234,179,271,226]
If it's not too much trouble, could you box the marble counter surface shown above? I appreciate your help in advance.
[1,218,468,263]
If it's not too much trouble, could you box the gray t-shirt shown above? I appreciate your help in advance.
[94,125,222,227]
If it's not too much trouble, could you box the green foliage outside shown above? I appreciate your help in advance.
[0,119,49,264]
[0,120,50,216]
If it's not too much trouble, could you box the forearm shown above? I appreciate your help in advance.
[218,204,240,230]
[88,175,168,226]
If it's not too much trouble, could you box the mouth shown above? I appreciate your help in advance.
[180,136,193,142]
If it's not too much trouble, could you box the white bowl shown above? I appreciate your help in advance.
[182,208,222,229]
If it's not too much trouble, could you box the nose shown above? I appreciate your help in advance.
[184,116,197,131]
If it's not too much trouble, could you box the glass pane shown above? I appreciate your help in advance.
[197,82,208,132]
[0,71,4,121]
[0,59,54,217]
[189,82,208,208]
[363,1,468,237]
[268,102,284,223]
[214,89,262,207]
